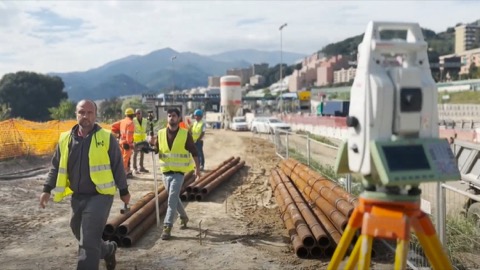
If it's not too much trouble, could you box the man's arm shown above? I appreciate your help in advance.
[197,123,206,141]
[39,144,61,208]
[108,134,129,197]
[43,145,61,193]
[185,133,200,177]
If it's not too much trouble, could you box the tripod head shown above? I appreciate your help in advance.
[336,21,460,195]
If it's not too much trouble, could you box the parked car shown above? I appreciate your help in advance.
[230,116,248,131]
[250,117,291,134]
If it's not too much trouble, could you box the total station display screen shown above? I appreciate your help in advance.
[382,145,431,172]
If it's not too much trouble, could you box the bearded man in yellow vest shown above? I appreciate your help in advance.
[39,100,130,270]
[133,109,149,174]
[191,109,206,171]
[150,107,200,240]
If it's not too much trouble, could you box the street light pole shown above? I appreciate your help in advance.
[279,22,287,113]
[171,55,177,104]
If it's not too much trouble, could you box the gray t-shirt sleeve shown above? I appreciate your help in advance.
[43,144,61,193]
[108,134,129,195]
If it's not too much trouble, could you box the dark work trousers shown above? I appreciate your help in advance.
[195,140,204,169]
[133,142,145,170]
[70,194,115,270]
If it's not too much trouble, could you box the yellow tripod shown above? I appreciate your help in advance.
[327,196,452,270]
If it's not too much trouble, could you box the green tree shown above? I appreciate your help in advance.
[48,99,76,120]
[121,97,149,115]
[0,103,11,121]
[99,97,123,122]
[0,71,67,121]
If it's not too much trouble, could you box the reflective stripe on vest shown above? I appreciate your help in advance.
[191,121,204,142]
[158,128,192,173]
[53,129,116,202]
[133,117,147,142]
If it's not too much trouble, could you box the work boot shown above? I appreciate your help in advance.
[180,216,189,229]
[133,169,140,174]
[104,241,117,270]
[126,172,133,179]
[139,167,149,173]
[161,226,172,240]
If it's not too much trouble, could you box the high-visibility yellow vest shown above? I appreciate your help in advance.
[53,129,116,202]
[133,117,148,143]
[158,128,193,173]
[191,121,204,142]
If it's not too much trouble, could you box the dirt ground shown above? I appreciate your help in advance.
[0,129,332,270]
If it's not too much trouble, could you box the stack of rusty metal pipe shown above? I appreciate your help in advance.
[181,156,245,202]
[270,158,358,258]
[103,171,194,247]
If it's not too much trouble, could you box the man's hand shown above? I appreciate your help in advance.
[194,168,201,180]
[120,193,131,205]
[39,192,51,209]
[148,135,157,146]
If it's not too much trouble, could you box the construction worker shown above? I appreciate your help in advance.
[39,99,130,270]
[178,116,189,130]
[120,108,135,178]
[149,107,200,240]
[132,109,149,174]
[191,109,206,171]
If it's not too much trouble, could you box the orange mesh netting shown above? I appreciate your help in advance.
[0,119,109,160]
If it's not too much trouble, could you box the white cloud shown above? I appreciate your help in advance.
[0,0,479,77]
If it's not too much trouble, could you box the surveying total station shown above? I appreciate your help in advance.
[328,21,460,270]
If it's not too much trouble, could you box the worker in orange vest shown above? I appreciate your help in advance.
[119,108,135,178]
[179,116,190,130]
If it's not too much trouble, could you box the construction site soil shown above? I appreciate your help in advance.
[0,130,391,270]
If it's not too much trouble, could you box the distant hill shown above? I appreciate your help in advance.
[51,47,305,101]
[320,28,454,60]
[209,49,305,66]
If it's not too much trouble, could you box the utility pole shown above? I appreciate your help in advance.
[171,55,177,105]
[279,23,288,113]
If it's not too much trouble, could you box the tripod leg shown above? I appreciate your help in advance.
[358,234,373,270]
[344,234,363,270]
[413,213,453,270]
[328,208,362,270]
[394,239,409,270]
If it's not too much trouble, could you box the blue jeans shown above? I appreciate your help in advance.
[195,140,204,169]
[162,173,188,227]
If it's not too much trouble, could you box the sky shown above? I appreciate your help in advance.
[0,0,479,77]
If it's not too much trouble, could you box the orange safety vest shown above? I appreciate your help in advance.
[179,121,188,130]
[119,117,134,146]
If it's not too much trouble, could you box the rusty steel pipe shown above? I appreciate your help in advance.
[122,202,168,247]
[185,157,235,192]
[309,246,323,258]
[117,172,194,236]
[195,160,245,201]
[279,161,355,217]
[300,163,358,207]
[104,189,163,236]
[270,170,313,254]
[111,234,122,246]
[192,157,240,193]
[270,169,316,248]
[276,169,331,248]
[287,168,348,233]
[274,185,309,258]
[117,189,168,236]
[200,160,245,195]
[310,206,342,245]
[283,158,358,207]
[280,164,352,229]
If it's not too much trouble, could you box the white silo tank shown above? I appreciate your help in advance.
[220,75,242,129]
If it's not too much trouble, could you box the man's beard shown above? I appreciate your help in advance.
[169,121,178,128]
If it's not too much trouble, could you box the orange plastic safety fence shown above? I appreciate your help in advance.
[0,119,110,161]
